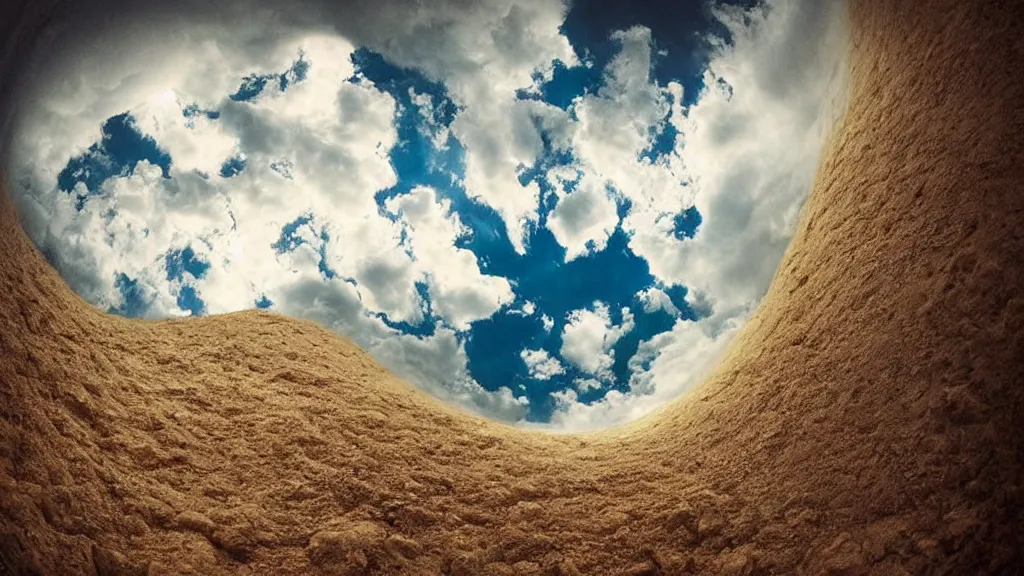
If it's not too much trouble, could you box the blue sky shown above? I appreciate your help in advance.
[10,0,849,429]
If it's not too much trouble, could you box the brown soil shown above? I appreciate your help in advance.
[1,0,1023,574]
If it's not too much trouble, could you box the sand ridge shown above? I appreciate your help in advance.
[1,0,1023,574]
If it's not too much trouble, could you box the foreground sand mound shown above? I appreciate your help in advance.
[1,0,1022,574]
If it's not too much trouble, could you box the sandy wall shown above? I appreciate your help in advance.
[1,0,1022,574]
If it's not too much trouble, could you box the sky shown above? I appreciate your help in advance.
[4,0,849,430]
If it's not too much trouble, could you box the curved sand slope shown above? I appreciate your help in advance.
[1,0,1023,574]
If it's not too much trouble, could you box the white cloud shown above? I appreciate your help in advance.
[5,0,849,431]
[547,0,850,430]
[372,327,529,422]
[572,28,672,181]
[10,34,405,317]
[385,186,515,331]
[269,246,529,422]
[560,302,634,379]
[349,0,579,255]
[546,172,620,261]
[451,101,543,255]
[567,27,692,220]
[549,316,741,431]
[637,287,681,316]
[410,88,451,151]
[627,0,849,315]
[6,25,530,421]
[520,348,565,380]
[574,378,602,393]
[508,300,538,317]
[273,265,396,344]
[541,314,554,333]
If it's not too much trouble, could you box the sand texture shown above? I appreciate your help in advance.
[1,0,1023,574]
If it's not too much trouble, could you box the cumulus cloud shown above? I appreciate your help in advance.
[268,240,530,421]
[627,0,849,314]
[637,287,682,316]
[6,26,528,421]
[12,34,399,314]
[548,315,742,430]
[410,88,452,151]
[566,29,693,228]
[574,378,603,393]
[546,172,620,261]
[541,314,555,333]
[560,303,634,380]
[521,348,566,380]
[373,328,530,422]
[3,0,849,431]
[546,0,850,431]
[407,3,576,254]
[385,186,515,331]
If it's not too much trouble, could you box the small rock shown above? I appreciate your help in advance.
[136,496,175,528]
[122,515,150,537]
[666,506,698,532]
[557,560,583,576]
[915,538,941,559]
[511,560,542,575]
[508,501,543,522]
[211,526,257,562]
[669,555,698,574]
[307,522,386,571]
[448,552,484,576]
[509,482,545,501]
[91,544,149,576]
[403,479,425,493]
[697,510,728,540]
[818,532,866,575]
[174,511,215,535]
[717,549,754,576]
[384,533,423,559]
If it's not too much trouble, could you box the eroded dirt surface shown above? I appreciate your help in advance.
[1,0,1022,574]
